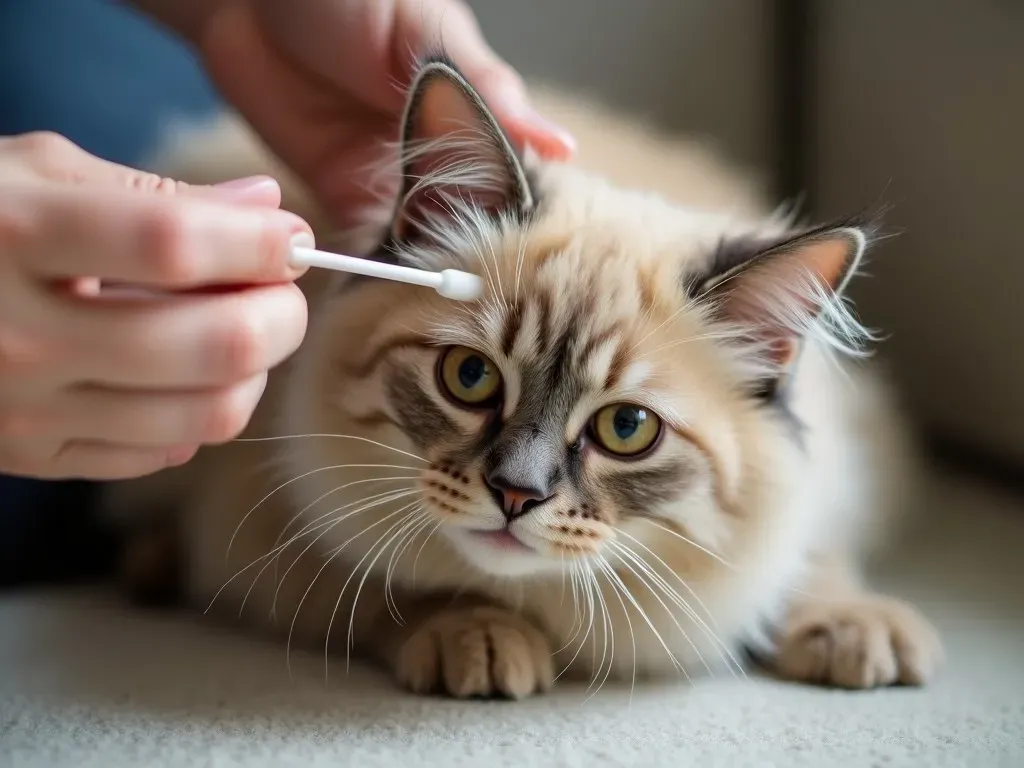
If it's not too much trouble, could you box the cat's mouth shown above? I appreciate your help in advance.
[468,528,533,552]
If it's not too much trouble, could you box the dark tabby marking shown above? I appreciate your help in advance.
[604,462,693,514]
[387,364,459,449]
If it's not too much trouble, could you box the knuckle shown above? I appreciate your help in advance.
[15,131,75,162]
[0,202,37,253]
[0,327,49,378]
[202,387,256,443]
[0,406,42,440]
[138,207,196,285]
[214,310,266,380]
[128,173,190,196]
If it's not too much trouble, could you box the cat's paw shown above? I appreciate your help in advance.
[394,605,554,699]
[771,596,943,689]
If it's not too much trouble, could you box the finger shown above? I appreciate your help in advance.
[23,184,312,287]
[57,374,267,446]
[11,130,284,207]
[406,0,576,160]
[56,283,307,389]
[50,441,199,481]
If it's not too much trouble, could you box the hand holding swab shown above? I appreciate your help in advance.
[289,245,483,301]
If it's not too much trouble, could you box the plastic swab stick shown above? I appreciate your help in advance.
[290,245,483,301]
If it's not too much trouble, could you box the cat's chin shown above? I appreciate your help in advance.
[443,527,564,578]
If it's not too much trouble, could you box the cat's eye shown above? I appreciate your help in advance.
[590,403,662,457]
[438,346,503,406]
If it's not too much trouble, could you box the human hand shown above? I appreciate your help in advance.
[142,0,575,231]
[0,132,313,480]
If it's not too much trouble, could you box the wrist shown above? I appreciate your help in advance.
[123,0,222,46]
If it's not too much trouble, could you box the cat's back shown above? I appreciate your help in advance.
[528,86,768,218]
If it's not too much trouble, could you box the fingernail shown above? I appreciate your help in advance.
[214,175,280,193]
[510,106,576,158]
[289,231,316,250]
[287,231,315,276]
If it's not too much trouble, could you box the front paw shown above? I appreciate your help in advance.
[394,605,554,699]
[771,596,943,689]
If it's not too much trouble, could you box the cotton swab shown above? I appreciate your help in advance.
[289,245,484,301]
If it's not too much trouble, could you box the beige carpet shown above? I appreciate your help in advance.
[2,472,1022,768]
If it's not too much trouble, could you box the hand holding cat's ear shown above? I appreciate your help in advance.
[174,0,573,228]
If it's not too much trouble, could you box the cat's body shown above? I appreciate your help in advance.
[107,60,941,697]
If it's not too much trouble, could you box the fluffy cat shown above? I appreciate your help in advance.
[106,57,942,698]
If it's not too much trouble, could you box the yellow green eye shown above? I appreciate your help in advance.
[438,346,502,406]
[591,403,662,457]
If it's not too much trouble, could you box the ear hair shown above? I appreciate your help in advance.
[690,215,882,394]
[390,57,534,245]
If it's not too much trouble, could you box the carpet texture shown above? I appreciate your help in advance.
[2,473,1022,768]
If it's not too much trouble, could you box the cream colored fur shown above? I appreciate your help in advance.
[107,77,941,697]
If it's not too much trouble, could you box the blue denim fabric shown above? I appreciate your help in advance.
[0,0,222,585]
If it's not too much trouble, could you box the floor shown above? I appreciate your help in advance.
[2,472,1022,768]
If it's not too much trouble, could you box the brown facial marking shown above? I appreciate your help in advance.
[387,365,458,449]
[340,334,434,379]
[536,291,554,353]
[350,411,401,430]
[501,298,525,357]
[603,341,630,390]
[604,461,692,514]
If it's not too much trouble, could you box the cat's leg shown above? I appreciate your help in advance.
[768,552,943,689]
[366,593,555,699]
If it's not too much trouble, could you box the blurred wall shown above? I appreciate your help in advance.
[812,2,1024,465]
[467,0,777,176]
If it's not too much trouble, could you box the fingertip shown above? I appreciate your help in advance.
[503,113,577,162]
[207,175,283,208]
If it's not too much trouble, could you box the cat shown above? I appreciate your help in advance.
[105,56,942,698]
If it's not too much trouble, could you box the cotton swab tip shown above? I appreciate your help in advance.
[436,269,485,301]
[288,244,483,302]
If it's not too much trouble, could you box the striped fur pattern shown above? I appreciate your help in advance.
[106,58,942,697]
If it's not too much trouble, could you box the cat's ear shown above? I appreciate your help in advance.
[692,222,871,387]
[391,58,534,243]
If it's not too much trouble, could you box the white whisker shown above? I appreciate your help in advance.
[595,557,638,703]
[225,463,422,560]
[267,489,419,620]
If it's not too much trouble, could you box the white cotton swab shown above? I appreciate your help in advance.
[289,245,484,302]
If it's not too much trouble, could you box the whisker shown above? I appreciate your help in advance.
[233,433,428,464]
[606,541,715,678]
[631,522,735,571]
[202,488,413,616]
[286,500,420,680]
[556,561,596,684]
[225,463,422,560]
[270,478,418,590]
[612,533,745,677]
[327,505,426,677]
[239,486,417,618]
[594,557,638,704]
[583,566,614,698]
[383,513,435,624]
[268,489,419,620]
[411,518,444,584]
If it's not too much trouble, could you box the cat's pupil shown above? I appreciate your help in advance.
[613,406,644,439]
[458,356,487,389]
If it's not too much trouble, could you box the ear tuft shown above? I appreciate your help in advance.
[392,58,533,243]
[694,218,879,389]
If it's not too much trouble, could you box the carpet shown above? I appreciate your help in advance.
[2,471,1022,768]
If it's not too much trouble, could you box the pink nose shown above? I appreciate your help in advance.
[484,474,553,520]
